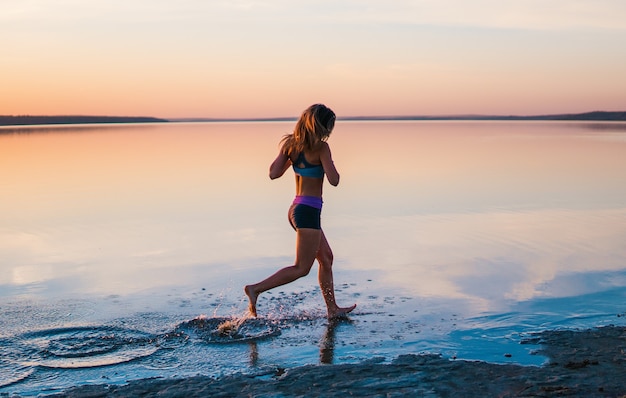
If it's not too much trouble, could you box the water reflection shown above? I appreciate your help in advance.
[0,123,158,135]
[2,121,626,394]
[573,122,626,132]
[319,318,354,364]
[331,207,626,308]
[1,121,625,317]
[319,319,337,364]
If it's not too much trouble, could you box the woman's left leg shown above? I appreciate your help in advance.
[245,228,321,317]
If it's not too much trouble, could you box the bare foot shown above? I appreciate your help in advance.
[244,285,258,317]
[327,303,356,320]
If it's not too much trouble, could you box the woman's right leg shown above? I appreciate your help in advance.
[245,228,321,317]
[316,230,357,319]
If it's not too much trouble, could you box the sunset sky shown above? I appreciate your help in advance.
[2,0,625,119]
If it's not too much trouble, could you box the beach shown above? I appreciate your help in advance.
[50,325,625,397]
[4,0,626,394]
[2,121,626,397]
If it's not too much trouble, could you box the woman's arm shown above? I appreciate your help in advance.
[269,151,292,180]
[320,142,340,186]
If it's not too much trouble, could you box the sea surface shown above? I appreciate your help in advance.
[1,120,626,396]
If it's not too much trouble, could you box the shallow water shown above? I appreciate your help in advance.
[1,121,626,395]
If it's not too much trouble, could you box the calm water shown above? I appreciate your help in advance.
[1,121,626,395]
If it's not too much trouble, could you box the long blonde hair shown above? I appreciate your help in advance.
[280,104,336,156]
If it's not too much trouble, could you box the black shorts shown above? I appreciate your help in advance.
[288,203,321,230]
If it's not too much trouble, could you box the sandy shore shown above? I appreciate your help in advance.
[50,325,625,397]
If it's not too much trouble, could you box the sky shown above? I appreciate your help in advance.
[2,0,626,119]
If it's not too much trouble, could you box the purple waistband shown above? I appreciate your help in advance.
[293,195,323,209]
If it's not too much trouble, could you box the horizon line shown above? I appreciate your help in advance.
[171,110,626,123]
[1,110,626,127]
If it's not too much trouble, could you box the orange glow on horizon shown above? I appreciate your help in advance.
[2,1,626,119]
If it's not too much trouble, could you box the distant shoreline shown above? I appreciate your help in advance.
[0,115,169,126]
[1,111,625,126]
[173,111,626,123]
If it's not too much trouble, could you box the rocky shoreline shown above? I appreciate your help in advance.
[48,325,626,397]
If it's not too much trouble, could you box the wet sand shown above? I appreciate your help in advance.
[52,325,626,397]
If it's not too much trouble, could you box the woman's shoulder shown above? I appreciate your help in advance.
[317,141,332,155]
[311,141,330,153]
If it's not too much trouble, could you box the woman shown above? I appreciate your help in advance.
[245,104,356,319]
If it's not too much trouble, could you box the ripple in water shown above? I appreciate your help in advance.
[177,316,281,343]
[0,338,35,387]
[1,317,282,388]
[20,326,159,369]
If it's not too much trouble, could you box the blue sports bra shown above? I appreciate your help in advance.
[292,152,324,179]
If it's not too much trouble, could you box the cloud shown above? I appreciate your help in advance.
[3,0,625,30]
[0,0,273,22]
[322,0,626,30]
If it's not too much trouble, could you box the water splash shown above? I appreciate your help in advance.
[177,315,281,343]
